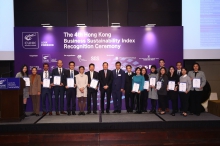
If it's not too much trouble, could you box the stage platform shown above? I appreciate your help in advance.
[0,110,220,133]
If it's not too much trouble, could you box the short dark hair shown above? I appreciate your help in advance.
[159,59,165,63]
[181,67,188,73]
[31,67,37,70]
[126,65,132,68]
[69,61,75,66]
[115,61,121,66]
[192,63,201,70]
[135,67,141,73]
[103,62,108,66]
[89,63,95,67]
[150,65,158,74]
[79,66,85,70]
[176,62,182,65]
[43,63,49,67]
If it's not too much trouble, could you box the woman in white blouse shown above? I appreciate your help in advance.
[75,66,88,115]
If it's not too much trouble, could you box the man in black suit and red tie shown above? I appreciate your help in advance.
[124,65,135,113]
[63,61,79,116]
[85,63,99,114]
[51,60,66,115]
[99,62,113,113]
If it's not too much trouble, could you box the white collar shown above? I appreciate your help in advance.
[183,74,187,78]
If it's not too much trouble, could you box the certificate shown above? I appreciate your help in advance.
[156,81,162,90]
[23,77,30,86]
[144,81,149,89]
[43,78,50,88]
[132,83,139,92]
[90,79,98,89]
[168,81,175,90]
[67,78,74,88]
[53,76,61,86]
[179,82,186,92]
[193,78,201,88]
[150,77,156,86]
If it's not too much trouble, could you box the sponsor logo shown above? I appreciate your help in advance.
[77,55,87,62]
[22,32,39,49]
[0,79,6,85]
[29,66,42,71]
[91,56,99,61]
[42,54,51,63]
[29,55,38,57]
[50,65,56,70]
[139,55,159,61]
[41,41,54,47]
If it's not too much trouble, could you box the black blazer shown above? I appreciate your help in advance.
[174,70,182,82]
[52,68,66,84]
[85,71,99,89]
[124,72,135,91]
[63,69,79,86]
[98,69,113,90]
[40,71,52,82]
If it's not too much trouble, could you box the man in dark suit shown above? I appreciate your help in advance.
[52,60,66,115]
[175,61,182,112]
[85,63,99,114]
[40,63,53,116]
[112,61,125,113]
[99,62,113,113]
[124,65,135,113]
[63,61,78,116]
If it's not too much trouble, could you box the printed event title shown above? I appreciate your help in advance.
[63,32,135,50]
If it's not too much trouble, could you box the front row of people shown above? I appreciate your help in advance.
[16,60,206,117]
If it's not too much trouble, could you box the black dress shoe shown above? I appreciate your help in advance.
[101,111,104,114]
[24,113,28,117]
[86,111,91,114]
[117,110,121,113]
[189,113,194,115]
[36,114,39,116]
[171,112,175,116]
[72,112,76,115]
[30,113,36,116]
[106,110,110,113]
[142,110,147,113]
[67,112,71,116]
[82,112,86,115]
[112,110,117,113]
[78,112,82,115]
[93,111,97,114]
[196,113,200,116]
[127,110,130,113]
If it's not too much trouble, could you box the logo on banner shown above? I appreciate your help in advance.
[22,32,39,49]
[139,55,159,61]
[42,54,51,63]
[91,56,99,61]
[0,79,7,89]
[77,55,87,62]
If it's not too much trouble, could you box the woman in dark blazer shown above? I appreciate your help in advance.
[140,67,149,112]
[157,67,168,115]
[29,67,41,116]
[167,66,179,116]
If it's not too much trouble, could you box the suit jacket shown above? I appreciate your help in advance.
[112,69,125,90]
[63,69,79,87]
[124,72,135,91]
[174,70,182,82]
[52,68,66,85]
[39,71,52,87]
[85,71,99,90]
[188,70,206,91]
[98,69,113,90]
[29,74,41,95]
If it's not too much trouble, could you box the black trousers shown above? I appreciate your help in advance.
[158,95,169,109]
[190,91,202,114]
[125,89,134,111]
[66,88,76,112]
[134,92,141,112]
[100,88,111,112]
[158,95,166,111]
[87,88,97,112]
[151,99,157,110]
[54,86,65,112]
[168,91,178,113]
[179,92,190,113]
[141,90,148,111]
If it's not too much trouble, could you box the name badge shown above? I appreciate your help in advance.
[118,74,121,76]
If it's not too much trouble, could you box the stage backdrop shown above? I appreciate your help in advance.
[14,27,183,111]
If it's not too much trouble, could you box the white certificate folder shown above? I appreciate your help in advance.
[67,78,74,88]
[90,79,98,89]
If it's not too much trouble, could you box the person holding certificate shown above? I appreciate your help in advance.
[188,63,206,116]
[63,61,79,116]
[132,67,145,114]
[85,63,99,114]
[124,65,135,113]
[112,61,125,114]
[167,66,179,116]
[157,67,168,115]
[179,67,191,117]
[75,66,88,115]
[148,65,158,114]
[99,62,113,114]
[40,63,53,116]
[141,67,149,113]
[29,67,41,116]
[15,65,29,117]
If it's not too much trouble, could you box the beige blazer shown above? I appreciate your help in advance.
[29,74,41,95]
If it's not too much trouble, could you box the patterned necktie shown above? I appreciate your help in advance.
[45,71,48,78]
[59,69,61,75]
[71,71,73,78]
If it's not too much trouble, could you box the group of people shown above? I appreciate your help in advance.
[16,59,206,118]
